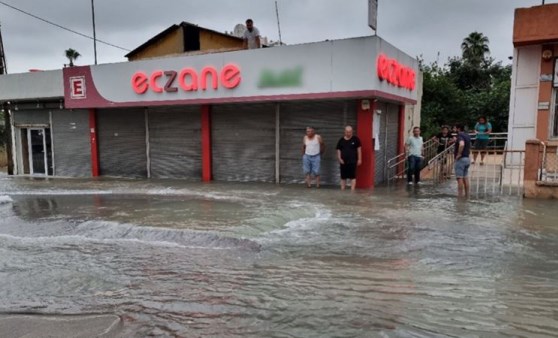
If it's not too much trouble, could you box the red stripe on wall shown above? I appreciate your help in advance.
[88,109,100,177]
[201,105,212,182]
[356,99,375,189]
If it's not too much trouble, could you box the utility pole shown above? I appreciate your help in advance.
[275,1,283,45]
[0,23,13,175]
[91,0,98,64]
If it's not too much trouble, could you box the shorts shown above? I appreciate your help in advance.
[303,154,321,176]
[475,139,489,150]
[340,163,357,180]
[454,157,471,178]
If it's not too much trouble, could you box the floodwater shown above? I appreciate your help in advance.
[0,176,557,337]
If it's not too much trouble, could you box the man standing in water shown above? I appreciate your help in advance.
[454,123,472,198]
[405,127,424,185]
[302,127,325,188]
[336,126,362,191]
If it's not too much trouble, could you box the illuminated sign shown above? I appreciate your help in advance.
[69,76,86,99]
[376,54,416,91]
[131,64,242,94]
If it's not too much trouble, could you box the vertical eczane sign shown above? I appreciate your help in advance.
[69,76,86,99]
[369,0,378,31]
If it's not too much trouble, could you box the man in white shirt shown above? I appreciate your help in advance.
[302,127,325,188]
[243,19,261,49]
[405,127,424,185]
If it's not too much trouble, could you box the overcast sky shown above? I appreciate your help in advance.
[1,0,556,73]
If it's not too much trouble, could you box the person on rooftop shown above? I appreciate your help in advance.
[243,19,261,49]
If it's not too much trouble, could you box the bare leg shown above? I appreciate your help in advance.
[472,151,478,164]
[305,174,311,188]
[457,178,464,197]
[463,177,470,198]
[350,179,357,191]
[341,179,346,191]
[480,151,486,164]
[316,176,320,188]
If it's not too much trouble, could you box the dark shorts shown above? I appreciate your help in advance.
[475,139,489,150]
[340,163,357,180]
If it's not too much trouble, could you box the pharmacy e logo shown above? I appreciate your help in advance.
[70,76,86,99]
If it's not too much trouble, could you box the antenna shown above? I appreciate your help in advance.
[275,1,283,45]
[0,23,7,74]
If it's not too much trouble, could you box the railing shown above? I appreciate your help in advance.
[539,142,558,183]
[427,144,455,184]
[386,132,509,187]
[386,152,407,186]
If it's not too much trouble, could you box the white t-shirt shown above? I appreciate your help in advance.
[244,27,260,49]
[406,136,423,157]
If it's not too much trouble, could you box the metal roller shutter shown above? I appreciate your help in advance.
[147,106,201,180]
[375,102,388,184]
[97,109,147,178]
[13,109,50,126]
[280,100,357,185]
[212,103,276,183]
[386,104,400,169]
[51,110,91,177]
[375,103,402,185]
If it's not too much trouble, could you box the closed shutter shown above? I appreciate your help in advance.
[280,100,357,185]
[212,103,276,182]
[386,104,400,168]
[13,109,50,126]
[97,109,147,178]
[147,106,201,180]
[375,103,402,185]
[51,110,91,177]
[375,102,389,184]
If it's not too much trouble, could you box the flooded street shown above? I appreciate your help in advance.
[1,177,557,337]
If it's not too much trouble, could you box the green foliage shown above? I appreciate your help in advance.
[420,32,511,139]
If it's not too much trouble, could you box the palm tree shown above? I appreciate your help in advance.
[461,32,490,67]
[65,48,81,67]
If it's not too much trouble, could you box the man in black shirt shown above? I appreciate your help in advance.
[454,123,472,198]
[433,126,453,154]
[336,126,362,191]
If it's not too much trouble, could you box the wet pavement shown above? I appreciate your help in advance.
[0,177,557,337]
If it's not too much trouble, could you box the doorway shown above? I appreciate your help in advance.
[18,128,53,176]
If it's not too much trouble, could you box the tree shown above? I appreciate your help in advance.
[461,32,490,68]
[419,32,511,138]
[65,48,81,67]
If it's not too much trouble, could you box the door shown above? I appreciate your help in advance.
[27,128,53,176]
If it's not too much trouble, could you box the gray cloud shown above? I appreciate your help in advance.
[1,0,556,73]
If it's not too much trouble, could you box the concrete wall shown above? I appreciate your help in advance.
[128,28,184,61]
[200,30,243,50]
[514,4,558,46]
[0,70,63,101]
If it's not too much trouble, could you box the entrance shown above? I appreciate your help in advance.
[18,128,53,176]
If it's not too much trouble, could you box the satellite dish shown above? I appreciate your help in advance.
[233,24,246,38]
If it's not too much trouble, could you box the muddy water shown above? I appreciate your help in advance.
[0,177,557,337]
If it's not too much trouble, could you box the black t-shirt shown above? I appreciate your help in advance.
[454,132,471,158]
[436,133,452,153]
[336,136,362,164]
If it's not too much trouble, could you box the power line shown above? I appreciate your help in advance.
[0,0,130,52]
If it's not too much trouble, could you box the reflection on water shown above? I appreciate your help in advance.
[0,177,557,337]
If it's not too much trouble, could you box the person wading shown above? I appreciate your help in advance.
[405,127,424,185]
[336,126,362,191]
[454,123,472,198]
[302,127,325,188]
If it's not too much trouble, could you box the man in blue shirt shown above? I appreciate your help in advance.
[454,123,472,198]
